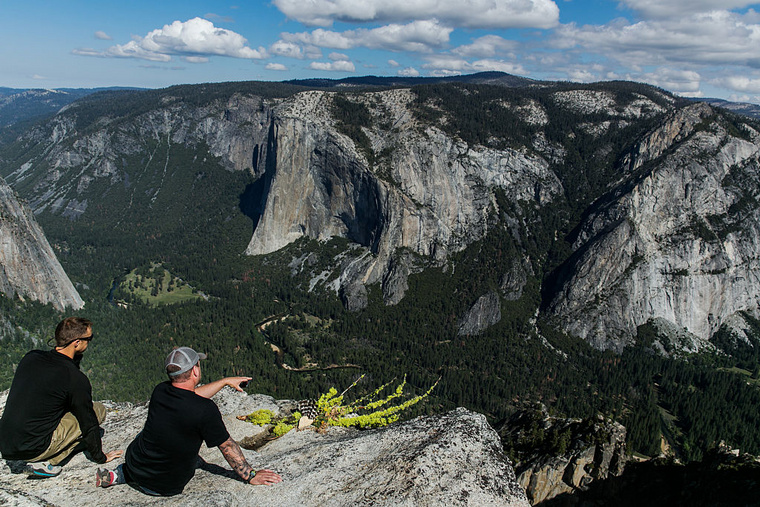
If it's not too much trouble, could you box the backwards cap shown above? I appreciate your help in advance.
[165,347,207,376]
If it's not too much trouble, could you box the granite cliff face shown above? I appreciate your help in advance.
[245,88,561,309]
[0,388,530,506]
[2,81,760,352]
[545,102,760,351]
[0,176,82,310]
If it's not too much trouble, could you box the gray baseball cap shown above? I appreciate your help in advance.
[165,347,207,376]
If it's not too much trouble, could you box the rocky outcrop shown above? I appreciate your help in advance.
[546,103,760,351]
[245,89,562,306]
[540,443,760,506]
[497,405,627,505]
[458,291,502,336]
[0,177,82,310]
[0,388,530,506]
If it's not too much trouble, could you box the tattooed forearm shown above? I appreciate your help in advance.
[218,436,253,482]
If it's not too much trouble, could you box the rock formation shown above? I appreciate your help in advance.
[3,79,760,352]
[0,176,82,310]
[497,405,627,505]
[546,103,760,351]
[0,388,530,506]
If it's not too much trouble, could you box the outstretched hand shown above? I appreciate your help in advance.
[227,376,252,392]
[249,469,282,486]
[196,376,253,398]
[104,450,124,463]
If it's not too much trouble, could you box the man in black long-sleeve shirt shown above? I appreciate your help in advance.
[0,317,122,476]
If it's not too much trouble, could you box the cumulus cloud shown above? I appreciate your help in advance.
[75,18,267,62]
[329,52,350,60]
[388,59,400,67]
[429,69,463,77]
[280,20,452,53]
[270,40,306,58]
[266,62,289,71]
[553,10,760,69]
[270,40,323,59]
[309,60,356,71]
[618,0,759,19]
[398,66,420,76]
[639,68,702,94]
[567,69,598,82]
[713,75,760,93]
[272,0,559,29]
[452,35,517,58]
[94,31,112,40]
[422,54,526,75]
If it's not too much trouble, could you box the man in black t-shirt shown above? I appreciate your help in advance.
[0,317,123,477]
[96,346,282,495]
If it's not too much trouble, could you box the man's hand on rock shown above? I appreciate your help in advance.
[248,469,282,486]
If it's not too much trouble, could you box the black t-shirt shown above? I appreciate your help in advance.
[0,350,106,462]
[125,381,230,496]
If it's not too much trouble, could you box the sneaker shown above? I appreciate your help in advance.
[95,468,115,488]
[28,461,62,477]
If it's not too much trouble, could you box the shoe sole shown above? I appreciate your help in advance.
[95,468,111,487]
[30,469,60,477]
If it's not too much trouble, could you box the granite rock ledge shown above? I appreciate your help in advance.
[0,388,529,506]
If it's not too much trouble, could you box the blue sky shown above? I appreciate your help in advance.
[2,0,760,103]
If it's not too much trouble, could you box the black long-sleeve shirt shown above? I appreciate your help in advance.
[0,349,106,463]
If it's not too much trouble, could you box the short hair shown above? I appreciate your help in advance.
[54,317,93,348]
[167,364,194,382]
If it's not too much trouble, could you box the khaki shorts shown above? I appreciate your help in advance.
[31,402,106,465]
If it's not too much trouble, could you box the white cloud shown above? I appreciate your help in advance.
[281,20,452,53]
[618,0,759,19]
[639,68,702,93]
[553,11,760,69]
[398,66,420,76]
[266,62,289,71]
[272,0,560,29]
[422,55,526,75]
[31,74,47,80]
[72,47,103,57]
[270,40,307,58]
[183,56,209,63]
[284,29,352,49]
[309,60,356,71]
[429,69,463,77]
[567,69,597,82]
[77,18,267,62]
[713,75,760,93]
[452,35,517,58]
[329,52,350,60]
[94,31,112,40]
[728,93,760,103]
[388,59,400,67]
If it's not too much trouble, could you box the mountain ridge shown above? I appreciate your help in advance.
[2,75,760,463]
